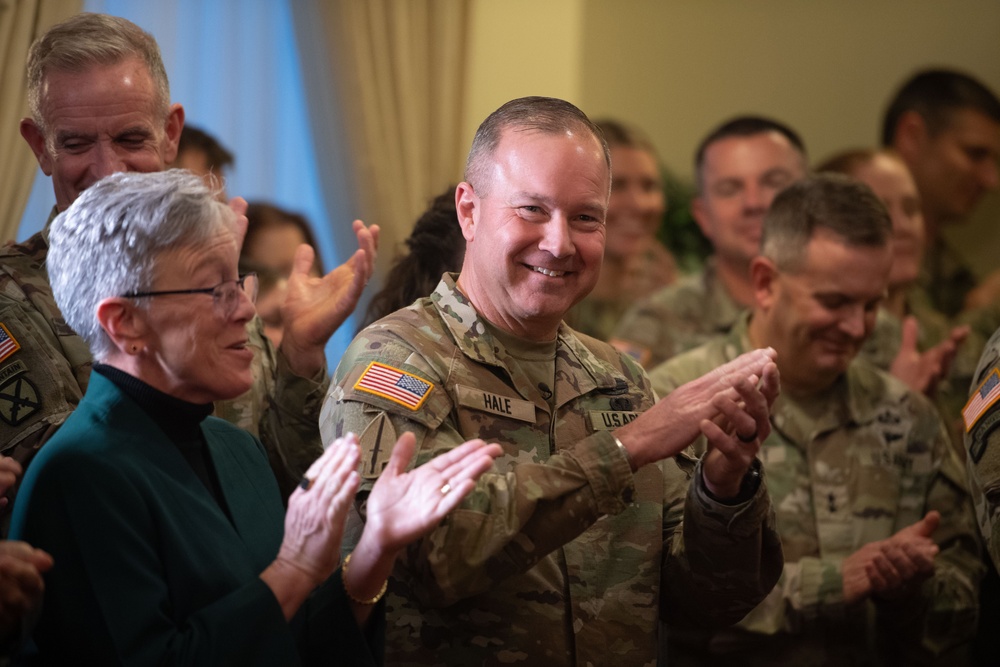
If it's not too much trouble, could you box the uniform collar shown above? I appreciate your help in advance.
[702,258,746,334]
[430,273,624,398]
[729,311,879,432]
[40,206,59,249]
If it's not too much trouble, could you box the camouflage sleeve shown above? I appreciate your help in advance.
[964,330,1000,569]
[214,317,327,499]
[651,343,783,626]
[736,421,982,656]
[874,422,983,659]
[735,554,847,637]
[321,333,636,607]
[0,282,91,467]
[661,455,783,628]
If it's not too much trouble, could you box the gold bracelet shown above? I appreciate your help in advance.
[341,553,388,605]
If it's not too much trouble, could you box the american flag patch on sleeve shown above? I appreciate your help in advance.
[354,361,433,410]
[0,324,21,363]
[964,368,1000,432]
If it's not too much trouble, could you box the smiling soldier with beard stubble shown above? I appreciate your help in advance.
[320,96,786,666]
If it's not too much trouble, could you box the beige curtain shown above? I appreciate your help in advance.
[0,0,80,242]
[291,0,470,275]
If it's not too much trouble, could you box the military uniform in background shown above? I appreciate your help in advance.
[963,326,1000,570]
[861,292,986,459]
[0,220,327,499]
[919,240,980,319]
[611,259,743,369]
[321,274,782,666]
[652,314,984,665]
[565,240,678,342]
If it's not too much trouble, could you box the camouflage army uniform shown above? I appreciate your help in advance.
[0,218,327,499]
[564,295,630,343]
[652,314,983,665]
[566,242,678,342]
[963,326,1000,570]
[611,258,743,369]
[918,239,979,319]
[862,290,996,463]
[321,273,782,666]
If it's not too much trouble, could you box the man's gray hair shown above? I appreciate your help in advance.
[760,173,891,272]
[27,13,170,132]
[49,170,232,361]
[464,96,611,195]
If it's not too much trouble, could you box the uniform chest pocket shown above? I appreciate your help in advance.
[454,384,547,466]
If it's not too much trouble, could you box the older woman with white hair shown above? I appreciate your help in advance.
[9,170,501,665]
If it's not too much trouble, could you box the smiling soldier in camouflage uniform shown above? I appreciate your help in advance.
[652,174,982,666]
[2,14,378,498]
[322,96,784,666]
[610,116,809,370]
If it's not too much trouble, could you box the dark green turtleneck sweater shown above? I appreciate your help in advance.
[92,363,230,519]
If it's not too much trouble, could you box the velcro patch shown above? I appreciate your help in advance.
[357,412,397,479]
[354,362,433,411]
[588,410,642,431]
[964,368,1000,432]
[0,374,40,426]
[0,360,27,385]
[456,385,535,422]
[0,323,21,364]
[970,409,1000,464]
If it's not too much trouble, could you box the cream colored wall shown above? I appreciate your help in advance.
[463,0,1000,275]
[462,0,585,168]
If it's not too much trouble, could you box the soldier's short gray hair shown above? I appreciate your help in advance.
[27,13,170,133]
[464,96,610,196]
[49,170,232,361]
[760,173,891,272]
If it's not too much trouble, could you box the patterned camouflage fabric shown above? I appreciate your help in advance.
[0,218,327,500]
[564,295,630,343]
[963,325,1000,571]
[652,314,983,665]
[565,242,678,342]
[321,273,782,666]
[862,290,991,462]
[611,259,743,370]
[918,239,979,319]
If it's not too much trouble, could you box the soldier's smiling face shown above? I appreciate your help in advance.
[21,57,182,212]
[456,128,610,339]
[605,145,664,260]
[904,108,1000,224]
[694,132,806,272]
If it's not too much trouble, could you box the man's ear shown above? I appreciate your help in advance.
[455,182,479,243]
[19,118,53,175]
[750,256,779,311]
[161,103,185,164]
[891,110,929,162]
[96,297,148,355]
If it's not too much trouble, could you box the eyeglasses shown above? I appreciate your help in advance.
[121,273,258,319]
